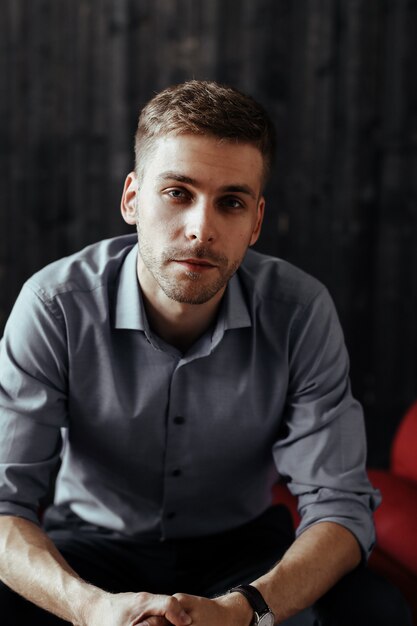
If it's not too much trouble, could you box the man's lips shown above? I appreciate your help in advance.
[174,258,217,270]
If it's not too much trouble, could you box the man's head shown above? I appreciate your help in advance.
[134,80,276,188]
[122,81,274,310]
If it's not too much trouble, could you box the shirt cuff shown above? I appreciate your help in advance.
[295,488,381,560]
[0,502,41,526]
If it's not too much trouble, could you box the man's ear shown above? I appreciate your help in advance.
[249,197,265,247]
[120,172,139,226]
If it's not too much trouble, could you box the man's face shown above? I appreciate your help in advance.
[122,133,265,306]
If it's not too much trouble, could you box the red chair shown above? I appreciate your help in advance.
[368,400,417,625]
[273,400,417,625]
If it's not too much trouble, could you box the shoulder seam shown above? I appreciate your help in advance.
[24,281,66,324]
[26,277,115,303]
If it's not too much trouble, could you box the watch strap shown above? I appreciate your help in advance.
[229,583,269,616]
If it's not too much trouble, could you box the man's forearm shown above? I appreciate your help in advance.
[0,515,193,626]
[250,521,362,623]
[0,515,101,624]
[164,521,362,626]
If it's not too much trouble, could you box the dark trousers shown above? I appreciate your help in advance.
[0,505,412,626]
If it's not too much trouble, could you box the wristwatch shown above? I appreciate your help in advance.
[229,584,275,626]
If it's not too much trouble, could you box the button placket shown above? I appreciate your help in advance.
[161,364,191,535]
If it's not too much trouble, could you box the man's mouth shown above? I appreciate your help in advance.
[174,258,217,271]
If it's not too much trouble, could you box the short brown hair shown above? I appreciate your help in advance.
[134,80,276,185]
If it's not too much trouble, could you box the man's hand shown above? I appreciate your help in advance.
[137,592,253,626]
[83,590,192,626]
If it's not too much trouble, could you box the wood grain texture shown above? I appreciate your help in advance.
[1,0,416,466]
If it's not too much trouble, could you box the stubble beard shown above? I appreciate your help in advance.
[136,224,241,305]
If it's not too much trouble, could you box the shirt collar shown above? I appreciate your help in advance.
[219,270,251,331]
[114,243,252,334]
[114,244,148,331]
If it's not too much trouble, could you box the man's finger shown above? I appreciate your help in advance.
[134,615,168,626]
[151,594,192,625]
[132,593,192,626]
[135,618,168,626]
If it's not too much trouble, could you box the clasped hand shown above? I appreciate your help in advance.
[84,589,251,626]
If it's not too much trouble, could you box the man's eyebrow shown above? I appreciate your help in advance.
[157,172,195,185]
[157,172,257,200]
[220,184,257,200]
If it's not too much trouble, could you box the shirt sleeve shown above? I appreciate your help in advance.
[272,287,381,559]
[0,282,68,524]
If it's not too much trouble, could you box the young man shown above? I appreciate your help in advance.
[0,81,411,626]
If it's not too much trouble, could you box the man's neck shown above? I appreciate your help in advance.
[137,261,225,353]
[140,293,222,353]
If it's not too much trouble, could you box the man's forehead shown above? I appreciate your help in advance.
[143,134,264,192]
[151,131,262,155]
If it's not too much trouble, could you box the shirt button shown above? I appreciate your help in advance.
[166,512,176,520]
[172,469,182,477]
[173,415,185,425]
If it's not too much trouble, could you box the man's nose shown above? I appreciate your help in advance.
[184,202,217,243]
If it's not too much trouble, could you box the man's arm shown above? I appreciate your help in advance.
[166,520,360,626]
[0,516,192,626]
[247,520,361,621]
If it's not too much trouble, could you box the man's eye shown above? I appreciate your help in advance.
[220,196,244,209]
[166,189,189,201]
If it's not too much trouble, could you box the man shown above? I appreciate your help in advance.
[0,81,411,626]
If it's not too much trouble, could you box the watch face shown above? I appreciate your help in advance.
[258,611,275,626]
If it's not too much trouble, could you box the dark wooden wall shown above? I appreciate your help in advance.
[1,0,416,467]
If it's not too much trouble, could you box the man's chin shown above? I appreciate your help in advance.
[164,290,220,306]
[161,282,225,305]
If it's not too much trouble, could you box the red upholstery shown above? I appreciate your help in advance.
[367,469,417,578]
[272,400,417,625]
[368,400,417,625]
[392,401,417,483]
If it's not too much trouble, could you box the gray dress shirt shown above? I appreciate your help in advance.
[0,234,380,556]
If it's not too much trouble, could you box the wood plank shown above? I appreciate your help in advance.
[1,0,416,466]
